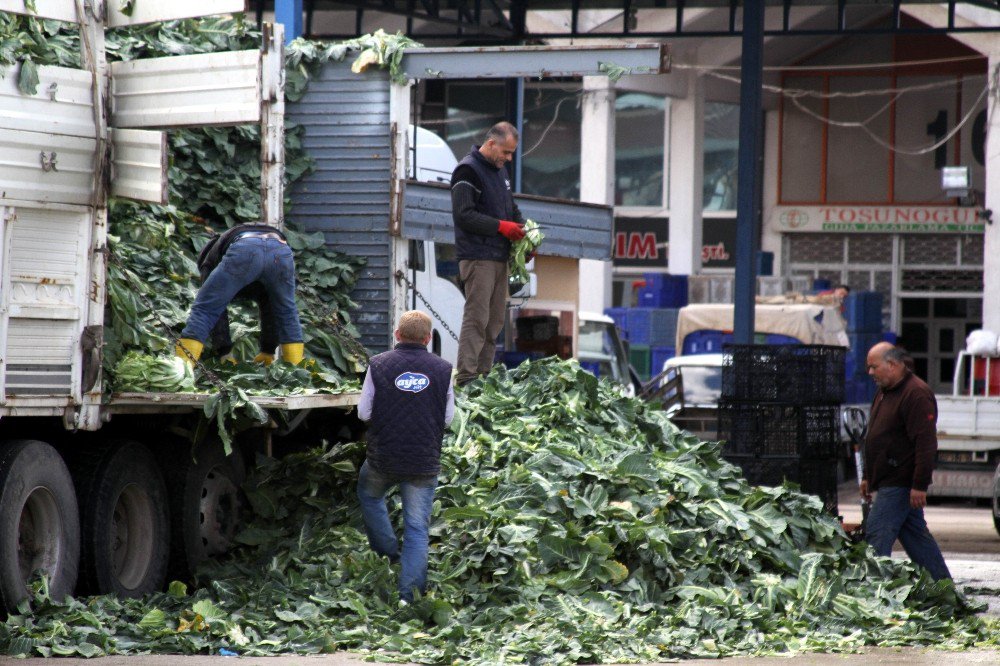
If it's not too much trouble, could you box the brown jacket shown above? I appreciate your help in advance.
[864,371,938,492]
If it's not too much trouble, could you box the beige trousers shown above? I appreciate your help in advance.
[456,259,508,385]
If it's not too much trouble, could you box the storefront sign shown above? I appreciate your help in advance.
[771,206,985,234]
[613,217,736,269]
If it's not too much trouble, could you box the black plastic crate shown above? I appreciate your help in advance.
[799,459,839,516]
[515,315,559,342]
[722,344,845,405]
[724,454,839,515]
[717,401,840,459]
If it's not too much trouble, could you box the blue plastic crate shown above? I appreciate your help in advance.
[626,307,680,346]
[604,307,629,339]
[812,278,832,293]
[682,330,733,355]
[579,360,601,377]
[846,332,882,376]
[844,291,883,332]
[650,346,676,375]
[881,331,898,344]
[638,273,688,308]
[765,333,801,345]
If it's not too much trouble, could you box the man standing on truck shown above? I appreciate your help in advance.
[450,121,526,386]
[861,342,951,580]
[176,223,305,366]
[356,310,454,603]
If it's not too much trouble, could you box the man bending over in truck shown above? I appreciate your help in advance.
[176,223,305,366]
[356,310,455,603]
[861,341,950,580]
[451,121,526,386]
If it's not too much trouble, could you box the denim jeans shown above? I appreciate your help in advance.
[865,485,951,581]
[357,460,437,601]
[181,236,303,344]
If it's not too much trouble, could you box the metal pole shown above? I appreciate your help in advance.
[515,78,524,193]
[275,0,304,43]
[733,0,764,344]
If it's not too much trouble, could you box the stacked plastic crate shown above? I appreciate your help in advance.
[843,292,883,404]
[618,274,686,380]
[717,345,846,515]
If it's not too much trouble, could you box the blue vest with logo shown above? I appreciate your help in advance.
[453,147,515,262]
[367,342,453,476]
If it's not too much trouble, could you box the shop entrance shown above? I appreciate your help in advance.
[899,298,982,394]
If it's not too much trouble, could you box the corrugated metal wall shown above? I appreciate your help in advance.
[286,61,393,353]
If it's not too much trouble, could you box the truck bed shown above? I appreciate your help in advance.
[106,390,361,415]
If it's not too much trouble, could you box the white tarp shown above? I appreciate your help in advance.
[675,303,849,352]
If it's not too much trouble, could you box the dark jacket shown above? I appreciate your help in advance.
[450,146,524,262]
[198,223,285,354]
[366,343,453,476]
[864,371,938,492]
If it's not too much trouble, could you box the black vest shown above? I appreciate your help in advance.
[367,343,453,476]
[453,147,514,262]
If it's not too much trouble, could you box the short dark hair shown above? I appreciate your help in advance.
[883,346,906,364]
[834,284,851,293]
[486,121,519,143]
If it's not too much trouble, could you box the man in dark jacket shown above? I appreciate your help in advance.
[450,122,526,386]
[357,310,455,602]
[176,223,304,366]
[861,342,950,580]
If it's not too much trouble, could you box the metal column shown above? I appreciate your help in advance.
[733,1,765,344]
[275,0,304,43]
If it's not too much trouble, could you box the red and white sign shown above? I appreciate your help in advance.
[771,206,985,234]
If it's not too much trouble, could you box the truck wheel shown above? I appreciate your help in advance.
[165,439,245,580]
[71,440,170,597]
[992,464,1000,538]
[0,440,80,612]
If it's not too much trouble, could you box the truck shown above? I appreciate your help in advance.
[933,353,1000,516]
[0,6,662,611]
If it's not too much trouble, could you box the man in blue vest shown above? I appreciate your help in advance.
[450,122,526,386]
[357,310,455,603]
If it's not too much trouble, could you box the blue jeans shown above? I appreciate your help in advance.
[865,486,951,581]
[181,236,303,344]
[357,460,437,601]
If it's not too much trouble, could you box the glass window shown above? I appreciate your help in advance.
[703,102,740,211]
[615,93,665,206]
[442,82,506,163]
[522,83,582,199]
[434,243,461,291]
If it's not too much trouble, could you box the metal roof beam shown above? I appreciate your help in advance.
[399,43,669,79]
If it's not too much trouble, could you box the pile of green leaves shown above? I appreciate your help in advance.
[2,359,997,662]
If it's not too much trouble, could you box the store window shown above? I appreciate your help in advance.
[522,83,582,199]
[615,93,665,207]
[440,82,506,164]
[703,102,739,211]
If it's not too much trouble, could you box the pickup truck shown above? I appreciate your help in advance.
[934,353,1000,511]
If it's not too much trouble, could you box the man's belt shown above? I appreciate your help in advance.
[235,231,286,243]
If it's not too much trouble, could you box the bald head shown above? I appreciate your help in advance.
[866,342,907,389]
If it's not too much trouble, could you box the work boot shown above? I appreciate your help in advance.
[175,338,204,366]
[253,352,275,365]
[280,342,304,365]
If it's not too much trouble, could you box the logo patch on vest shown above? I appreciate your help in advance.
[395,372,430,393]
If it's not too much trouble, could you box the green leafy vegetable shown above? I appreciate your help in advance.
[2,360,998,662]
[112,351,196,393]
[509,218,543,287]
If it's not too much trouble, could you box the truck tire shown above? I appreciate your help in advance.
[0,440,80,612]
[164,439,246,580]
[71,440,170,597]
[992,463,1000,538]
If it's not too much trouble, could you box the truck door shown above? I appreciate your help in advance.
[0,207,91,400]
